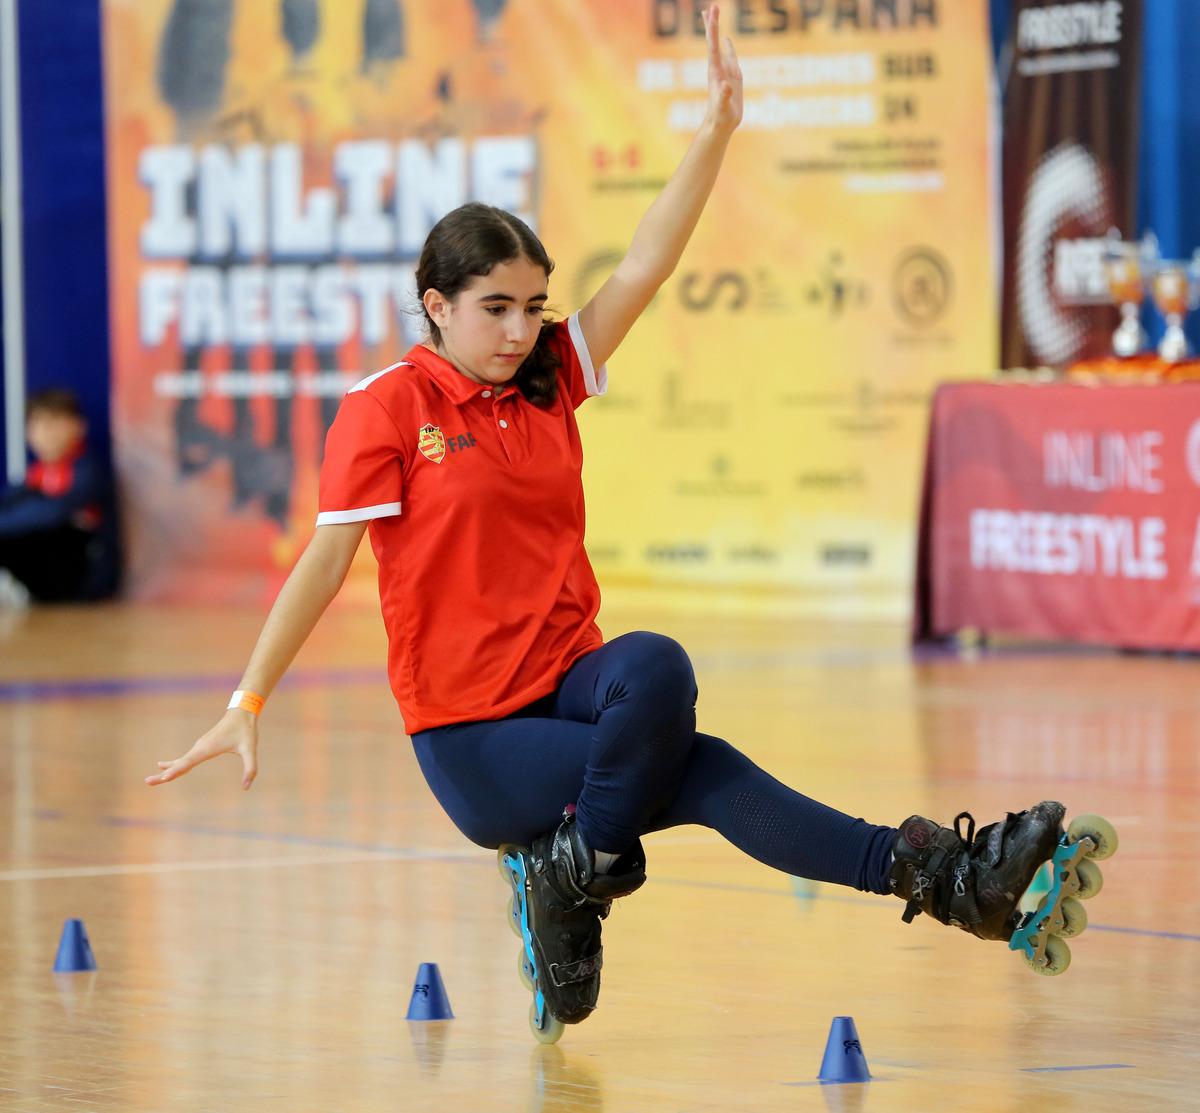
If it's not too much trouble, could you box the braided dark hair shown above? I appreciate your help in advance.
[415,202,561,406]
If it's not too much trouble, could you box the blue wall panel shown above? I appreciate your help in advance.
[1,0,111,471]
[1138,0,1200,349]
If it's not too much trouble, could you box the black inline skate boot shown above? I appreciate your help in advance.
[889,801,1119,976]
[499,807,646,1042]
[889,801,1067,941]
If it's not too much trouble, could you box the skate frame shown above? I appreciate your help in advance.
[1008,835,1094,969]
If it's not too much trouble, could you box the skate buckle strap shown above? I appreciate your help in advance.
[550,809,596,910]
[903,866,939,923]
[953,863,968,897]
[548,948,603,988]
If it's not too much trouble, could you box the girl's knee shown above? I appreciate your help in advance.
[613,631,697,699]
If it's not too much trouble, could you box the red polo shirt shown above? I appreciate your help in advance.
[317,314,607,734]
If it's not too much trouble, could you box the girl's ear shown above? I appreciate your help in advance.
[423,288,451,329]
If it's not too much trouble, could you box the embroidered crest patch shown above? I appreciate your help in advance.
[417,424,446,464]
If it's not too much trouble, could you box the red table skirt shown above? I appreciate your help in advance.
[914,380,1200,649]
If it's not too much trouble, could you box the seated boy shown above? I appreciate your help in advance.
[0,389,119,604]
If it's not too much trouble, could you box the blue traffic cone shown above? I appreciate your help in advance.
[53,919,97,973]
[406,962,454,1020]
[818,1016,871,1083]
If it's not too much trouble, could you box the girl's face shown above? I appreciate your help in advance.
[423,257,549,386]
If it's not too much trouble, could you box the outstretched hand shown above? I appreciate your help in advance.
[703,4,742,132]
[146,710,259,790]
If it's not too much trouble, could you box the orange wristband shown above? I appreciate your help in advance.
[227,690,265,716]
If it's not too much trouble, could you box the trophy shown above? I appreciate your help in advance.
[1151,251,1199,363]
[1103,231,1150,358]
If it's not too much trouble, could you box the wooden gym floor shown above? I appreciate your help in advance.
[0,601,1195,1112]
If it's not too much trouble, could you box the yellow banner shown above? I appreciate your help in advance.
[103,0,994,611]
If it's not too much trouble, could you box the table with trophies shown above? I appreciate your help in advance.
[914,238,1200,650]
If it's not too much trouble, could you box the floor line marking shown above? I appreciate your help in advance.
[0,667,387,703]
[655,876,1200,941]
[103,814,451,856]
[0,847,488,883]
[1021,1065,1134,1073]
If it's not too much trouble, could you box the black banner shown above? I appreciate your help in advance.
[1000,0,1143,369]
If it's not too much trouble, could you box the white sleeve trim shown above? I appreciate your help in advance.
[566,312,608,397]
[315,502,401,526]
[347,361,412,394]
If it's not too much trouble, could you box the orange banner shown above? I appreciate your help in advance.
[104,0,995,612]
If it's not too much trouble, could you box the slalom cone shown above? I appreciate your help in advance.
[52,919,97,973]
[405,962,454,1020]
[818,1016,871,1083]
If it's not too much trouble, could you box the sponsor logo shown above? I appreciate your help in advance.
[1016,143,1111,365]
[1017,2,1123,53]
[1015,3,1124,76]
[417,424,446,464]
[729,545,778,562]
[554,956,602,982]
[681,262,792,311]
[590,143,669,193]
[904,820,933,850]
[1052,237,1111,306]
[821,543,872,566]
[674,455,765,497]
[804,251,869,316]
[646,544,709,563]
[679,271,750,312]
[677,268,789,314]
[893,246,952,327]
[779,377,926,435]
[797,468,867,490]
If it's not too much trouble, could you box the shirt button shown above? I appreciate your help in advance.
[499,420,509,429]
[482,390,491,398]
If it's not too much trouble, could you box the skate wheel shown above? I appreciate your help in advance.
[518,948,534,991]
[497,845,516,881]
[506,894,522,938]
[1057,896,1087,939]
[530,1002,565,1044]
[1025,934,1071,976]
[1074,858,1104,900]
[1067,814,1118,861]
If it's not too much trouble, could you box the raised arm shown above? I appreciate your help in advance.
[576,3,742,369]
[145,519,368,789]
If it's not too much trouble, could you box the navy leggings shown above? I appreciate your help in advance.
[411,632,896,895]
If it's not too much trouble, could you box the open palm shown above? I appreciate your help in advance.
[703,5,743,132]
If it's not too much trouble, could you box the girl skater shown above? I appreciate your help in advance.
[148,5,1115,1042]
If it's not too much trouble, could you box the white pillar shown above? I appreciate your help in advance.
[1,0,26,484]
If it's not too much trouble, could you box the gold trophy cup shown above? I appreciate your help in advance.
[1103,233,1148,358]
[1151,255,1199,363]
